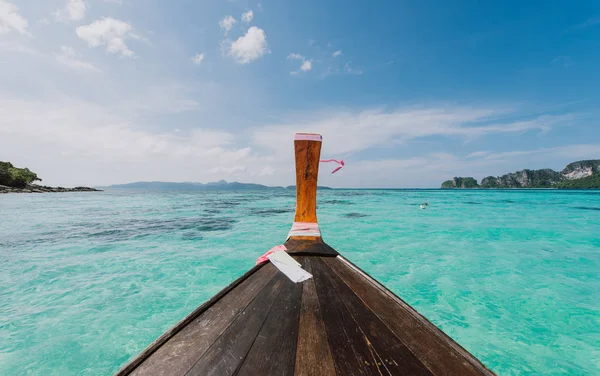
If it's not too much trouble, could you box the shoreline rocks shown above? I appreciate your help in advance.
[0,184,101,194]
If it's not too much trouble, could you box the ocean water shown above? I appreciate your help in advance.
[1,189,599,375]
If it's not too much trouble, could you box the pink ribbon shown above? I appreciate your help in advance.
[320,159,344,174]
[288,222,321,237]
[256,244,288,265]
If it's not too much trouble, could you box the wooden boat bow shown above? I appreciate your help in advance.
[115,133,494,376]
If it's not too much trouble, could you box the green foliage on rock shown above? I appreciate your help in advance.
[480,176,499,188]
[0,161,41,188]
[554,174,600,189]
[492,169,562,188]
[441,177,479,188]
[460,177,479,188]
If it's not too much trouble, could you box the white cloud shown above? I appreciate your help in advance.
[219,15,236,35]
[252,107,573,156]
[55,45,99,71]
[0,0,30,36]
[287,53,312,74]
[241,10,253,24]
[55,0,87,22]
[191,52,204,65]
[76,18,137,57]
[300,60,312,72]
[0,96,260,186]
[332,50,342,57]
[227,26,269,64]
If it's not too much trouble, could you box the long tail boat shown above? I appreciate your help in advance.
[116,133,494,376]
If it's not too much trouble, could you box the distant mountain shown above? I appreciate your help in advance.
[104,180,335,190]
[285,185,333,190]
[441,159,600,189]
[105,180,274,190]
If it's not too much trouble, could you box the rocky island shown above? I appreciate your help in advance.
[441,159,600,189]
[441,177,479,189]
[0,161,101,194]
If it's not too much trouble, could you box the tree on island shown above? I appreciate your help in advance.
[0,162,42,188]
[441,177,479,188]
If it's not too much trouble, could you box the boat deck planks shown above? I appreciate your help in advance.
[127,264,278,376]
[294,260,337,376]
[118,253,493,376]
[323,256,492,376]
[311,257,433,375]
[234,268,303,376]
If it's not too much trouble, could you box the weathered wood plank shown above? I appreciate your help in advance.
[316,258,433,375]
[235,262,304,376]
[294,257,337,376]
[185,273,285,376]
[284,238,338,257]
[324,256,494,376]
[309,257,384,376]
[116,262,270,376]
[129,264,278,376]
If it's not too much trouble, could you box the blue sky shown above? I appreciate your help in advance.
[1,0,599,187]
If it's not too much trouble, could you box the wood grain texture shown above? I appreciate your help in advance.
[284,238,338,257]
[235,266,304,376]
[116,263,269,376]
[311,258,431,376]
[294,257,337,376]
[308,257,380,376]
[185,273,285,376]
[293,137,321,224]
[323,257,494,376]
[316,258,432,376]
[129,264,278,376]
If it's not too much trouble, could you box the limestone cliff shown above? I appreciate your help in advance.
[480,169,562,188]
[560,160,600,180]
[440,159,600,189]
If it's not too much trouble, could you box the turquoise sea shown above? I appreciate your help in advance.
[1,189,599,375]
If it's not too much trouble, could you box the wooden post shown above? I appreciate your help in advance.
[293,133,322,224]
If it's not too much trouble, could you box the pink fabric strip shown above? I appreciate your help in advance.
[256,244,288,265]
[288,222,321,237]
[294,133,322,141]
[319,158,345,174]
